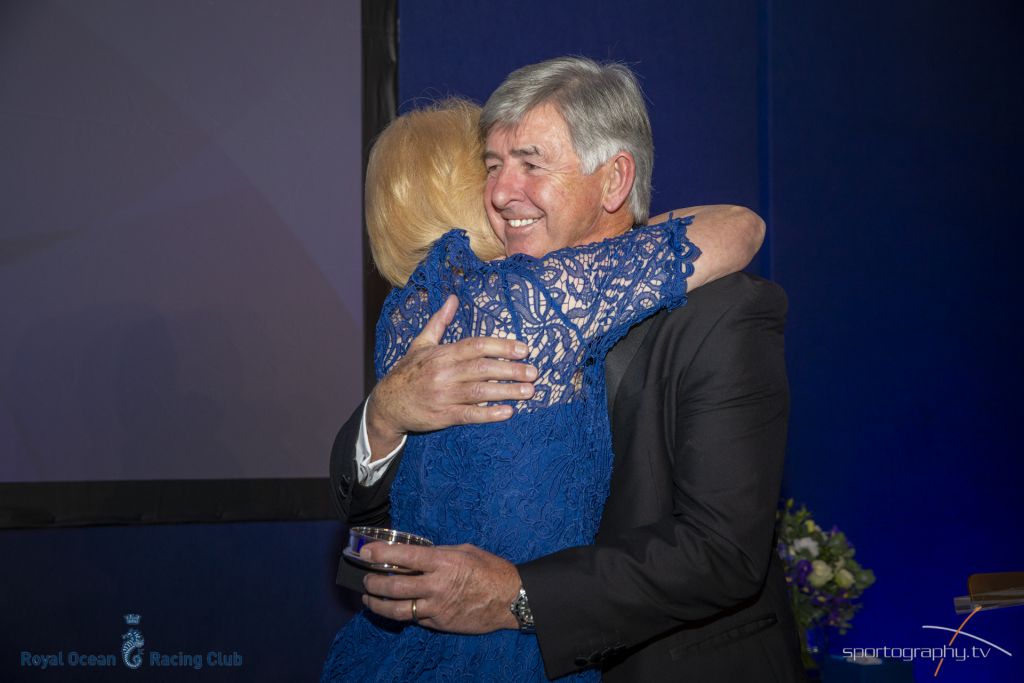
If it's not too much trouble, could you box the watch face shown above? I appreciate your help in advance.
[511,588,535,631]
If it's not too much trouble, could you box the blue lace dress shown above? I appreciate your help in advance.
[322,217,699,683]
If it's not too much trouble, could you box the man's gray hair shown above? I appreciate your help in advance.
[480,56,653,224]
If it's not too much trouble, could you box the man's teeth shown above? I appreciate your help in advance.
[508,218,539,228]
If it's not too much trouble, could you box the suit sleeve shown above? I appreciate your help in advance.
[517,281,789,677]
[329,398,400,528]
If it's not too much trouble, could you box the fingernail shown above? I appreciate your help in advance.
[361,547,373,561]
[520,384,534,397]
[525,365,538,380]
[361,595,368,606]
[514,342,528,356]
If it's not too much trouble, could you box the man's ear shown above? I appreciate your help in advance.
[601,152,636,215]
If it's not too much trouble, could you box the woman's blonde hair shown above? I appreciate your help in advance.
[365,98,505,286]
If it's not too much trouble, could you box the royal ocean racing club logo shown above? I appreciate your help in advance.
[19,613,244,671]
[121,614,144,669]
[120,612,244,670]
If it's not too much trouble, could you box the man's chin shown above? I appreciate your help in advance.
[495,219,551,258]
[506,243,547,258]
[502,233,550,259]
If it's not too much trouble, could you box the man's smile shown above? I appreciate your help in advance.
[506,217,541,229]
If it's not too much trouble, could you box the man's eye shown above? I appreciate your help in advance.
[524,162,539,171]
[486,165,500,175]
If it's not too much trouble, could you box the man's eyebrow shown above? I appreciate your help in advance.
[483,145,543,161]
[510,145,542,158]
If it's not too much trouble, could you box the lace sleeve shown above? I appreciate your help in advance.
[373,286,433,381]
[526,215,699,348]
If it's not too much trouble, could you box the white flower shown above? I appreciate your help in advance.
[790,537,820,558]
[835,568,855,589]
[809,560,834,588]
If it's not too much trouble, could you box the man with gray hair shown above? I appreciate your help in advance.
[331,56,803,681]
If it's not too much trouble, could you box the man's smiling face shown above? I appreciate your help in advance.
[484,103,611,258]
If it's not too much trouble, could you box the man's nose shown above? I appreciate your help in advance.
[489,166,524,208]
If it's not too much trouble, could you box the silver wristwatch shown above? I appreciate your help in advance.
[509,586,536,633]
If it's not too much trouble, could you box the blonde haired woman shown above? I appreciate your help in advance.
[365,99,504,287]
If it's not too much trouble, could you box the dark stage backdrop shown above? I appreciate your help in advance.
[0,0,366,525]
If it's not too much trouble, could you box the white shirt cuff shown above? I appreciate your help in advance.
[355,400,406,485]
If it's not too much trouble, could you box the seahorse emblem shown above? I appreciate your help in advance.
[122,627,144,669]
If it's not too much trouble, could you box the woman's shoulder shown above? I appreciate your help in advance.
[428,228,480,265]
[398,228,489,294]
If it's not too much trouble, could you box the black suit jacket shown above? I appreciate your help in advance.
[329,273,805,682]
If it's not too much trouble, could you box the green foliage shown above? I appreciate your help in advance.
[777,499,876,636]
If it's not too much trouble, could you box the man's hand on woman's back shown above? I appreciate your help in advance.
[365,294,538,459]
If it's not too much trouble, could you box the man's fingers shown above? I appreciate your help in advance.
[452,357,538,384]
[373,303,536,434]
[361,541,442,572]
[456,404,515,424]
[363,571,423,600]
[411,295,459,349]
[459,379,535,405]
[363,594,427,623]
[448,336,531,363]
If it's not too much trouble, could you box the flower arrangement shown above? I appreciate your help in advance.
[777,499,875,665]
